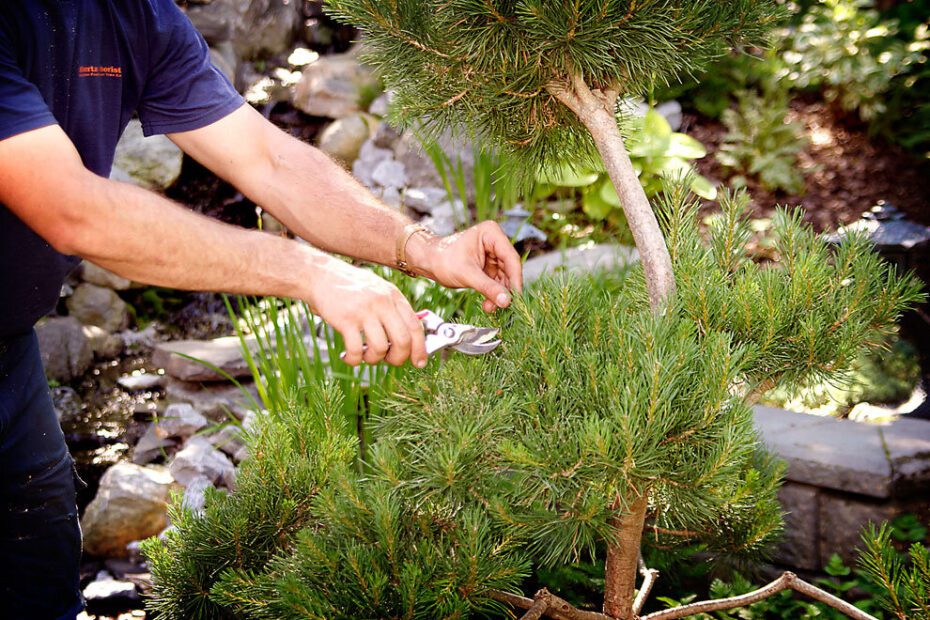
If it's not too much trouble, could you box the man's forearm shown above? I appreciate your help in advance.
[239,128,415,267]
[61,173,330,301]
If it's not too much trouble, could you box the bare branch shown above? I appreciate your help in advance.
[633,557,660,616]
[488,589,615,620]
[641,572,880,620]
[520,590,552,620]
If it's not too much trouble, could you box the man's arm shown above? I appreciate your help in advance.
[0,124,428,367]
[167,105,523,313]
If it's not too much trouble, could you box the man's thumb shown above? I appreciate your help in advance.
[472,269,511,308]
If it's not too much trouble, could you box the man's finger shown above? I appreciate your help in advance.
[362,320,390,365]
[382,307,413,367]
[340,325,365,366]
[488,227,524,293]
[395,298,427,368]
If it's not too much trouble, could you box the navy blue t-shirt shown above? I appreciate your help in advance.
[0,0,244,337]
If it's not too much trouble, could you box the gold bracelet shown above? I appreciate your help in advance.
[396,223,429,277]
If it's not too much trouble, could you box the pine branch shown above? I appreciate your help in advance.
[489,589,613,620]
[641,571,880,620]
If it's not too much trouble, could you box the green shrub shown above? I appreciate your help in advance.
[717,89,808,195]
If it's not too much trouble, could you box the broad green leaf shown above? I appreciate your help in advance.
[582,187,615,220]
[532,183,557,201]
[537,162,600,187]
[655,157,693,177]
[598,179,622,207]
[667,133,707,159]
[689,174,718,200]
[628,109,672,158]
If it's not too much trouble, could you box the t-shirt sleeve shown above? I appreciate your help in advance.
[0,24,57,142]
[137,0,244,136]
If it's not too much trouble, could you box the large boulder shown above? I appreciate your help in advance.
[82,325,124,360]
[110,119,183,191]
[293,53,379,119]
[153,335,253,382]
[318,113,379,165]
[234,0,300,60]
[81,463,176,558]
[66,283,129,332]
[183,0,249,45]
[35,317,93,383]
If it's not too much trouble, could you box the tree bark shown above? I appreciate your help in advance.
[547,75,676,309]
[602,494,649,619]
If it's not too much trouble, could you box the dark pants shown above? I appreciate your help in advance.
[0,330,83,620]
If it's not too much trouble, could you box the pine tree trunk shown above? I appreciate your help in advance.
[549,75,676,619]
[577,103,676,309]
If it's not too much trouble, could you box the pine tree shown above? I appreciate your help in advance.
[145,2,925,618]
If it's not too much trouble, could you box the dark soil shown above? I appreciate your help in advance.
[686,98,930,232]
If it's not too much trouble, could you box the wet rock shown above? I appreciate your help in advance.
[83,325,124,359]
[292,53,379,119]
[80,261,131,291]
[81,463,176,558]
[157,403,208,438]
[318,113,378,165]
[169,436,236,489]
[52,386,83,423]
[153,335,253,382]
[82,570,139,603]
[67,283,129,332]
[117,371,164,392]
[35,317,93,382]
[132,424,176,466]
[164,377,257,420]
[110,120,184,191]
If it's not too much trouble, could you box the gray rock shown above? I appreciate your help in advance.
[372,122,401,149]
[379,186,403,208]
[318,113,378,165]
[234,0,300,60]
[880,417,930,497]
[164,377,258,420]
[80,261,131,290]
[209,425,246,458]
[83,325,124,359]
[157,403,209,439]
[233,444,250,464]
[210,42,238,85]
[303,17,334,48]
[292,53,379,119]
[403,187,448,214]
[818,493,896,566]
[522,244,638,285]
[35,317,93,382]
[169,436,236,489]
[132,424,176,466]
[368,91,393,116]
[81,463,176,558]
[351,140,394,187]
[181,474,214,514]
[82,570,138,602]
[371,159,407,189]
[184,0,247,44]
[110,119,183,191]
[393,128,474,195]
[656,100,683,132]
[500,206,547,243]
[153,335,253,382]
[117,372,164,392]
[67,283,129,332]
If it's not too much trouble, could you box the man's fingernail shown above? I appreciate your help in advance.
[416,359,426,369]
[497,293,510,306]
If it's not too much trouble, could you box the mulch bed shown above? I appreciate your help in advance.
[686,98,930,232]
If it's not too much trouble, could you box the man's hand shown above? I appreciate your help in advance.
[408,221,524,313]
[305,255,427,368]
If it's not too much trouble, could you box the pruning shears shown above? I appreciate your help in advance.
[339,310,502,362]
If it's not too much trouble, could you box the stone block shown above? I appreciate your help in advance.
[153,335,254,382]
[35,316,93,382]
[818,492,897,566]
[881,417,930,497]
[754,407,892,498]
[774,482,820,571]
